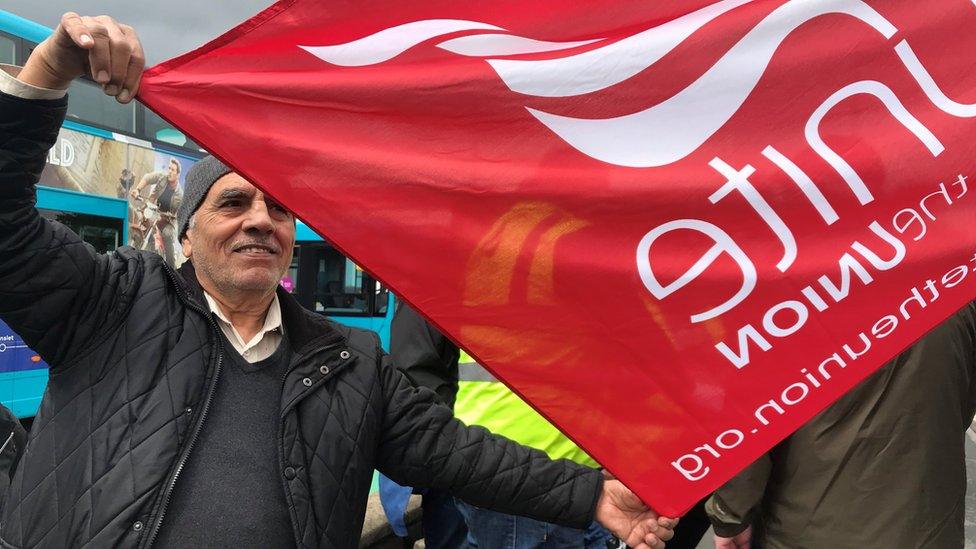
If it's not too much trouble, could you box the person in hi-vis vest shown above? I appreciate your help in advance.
[453,348,614,547]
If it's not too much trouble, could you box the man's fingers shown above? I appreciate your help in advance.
[57,12,94,49]
[648,515,677,541]
[99,16,131,95]
[625,520,660,548]
[118,25,145,103]
[643,532,665,549]
[624,525,649,548]
[22,12,137,91]
[81,16,112,84]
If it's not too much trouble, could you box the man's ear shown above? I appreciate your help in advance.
[181,233,193,258]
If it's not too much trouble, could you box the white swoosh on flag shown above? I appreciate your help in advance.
[529,0,898,168]
[438,34,604,57]
[300,19,504,66]
[486,0,756,98]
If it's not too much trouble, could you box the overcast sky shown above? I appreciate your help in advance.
[3,0,274,64]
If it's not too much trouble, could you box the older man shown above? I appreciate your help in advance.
[0,12,675,549]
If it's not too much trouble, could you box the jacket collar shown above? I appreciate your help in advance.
[175,260,345,354]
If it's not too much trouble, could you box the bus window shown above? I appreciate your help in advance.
[315,253,367,314]
[293,242,388,316]
[0,33,15,64]
[65,79,136,133]
[374,282,390,315]
[39,210,123,254]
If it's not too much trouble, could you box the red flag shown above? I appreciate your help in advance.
[138,0,976,515]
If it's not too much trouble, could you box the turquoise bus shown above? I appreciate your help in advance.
[0,9,394,419]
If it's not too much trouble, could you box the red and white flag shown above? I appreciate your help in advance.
[139,0,976,515]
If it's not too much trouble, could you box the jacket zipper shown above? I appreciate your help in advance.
[142,265,225,548]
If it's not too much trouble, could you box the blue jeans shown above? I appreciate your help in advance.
[422,489,469,549]
[456,499,611,549]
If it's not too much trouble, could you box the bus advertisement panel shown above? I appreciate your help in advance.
[0,320,47,419]
[38,125,198,268]
[127,151,198,267]
[0,320,44,373]
[40,127,127,197]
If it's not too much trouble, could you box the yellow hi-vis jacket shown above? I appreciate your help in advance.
[454,350,598,468]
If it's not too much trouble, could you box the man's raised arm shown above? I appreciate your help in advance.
[0,13,145,366]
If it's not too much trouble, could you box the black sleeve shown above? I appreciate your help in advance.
[390,301,460,408]
[375,350,602,529]
[0,90,142,369]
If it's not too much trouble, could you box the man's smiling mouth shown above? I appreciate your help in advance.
[233,244,278,254]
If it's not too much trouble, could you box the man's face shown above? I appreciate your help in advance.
[167,162,179,184]
[182,173,295,296]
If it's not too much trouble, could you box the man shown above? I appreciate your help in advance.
[0,13,675,548]
[130,157,183,264]
[117,167,134,198]
[708,303,976,549]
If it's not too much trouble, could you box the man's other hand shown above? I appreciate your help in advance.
[18,12,144,103]
[595,479,677,549]
[715,525,752,549]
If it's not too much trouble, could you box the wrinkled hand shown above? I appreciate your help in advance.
[594,480,677,549]
[714,525,752,549]
[18,12,144,102]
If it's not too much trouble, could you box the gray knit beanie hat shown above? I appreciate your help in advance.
[177,155,233,240]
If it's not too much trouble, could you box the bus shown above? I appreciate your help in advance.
[0,9,395,419]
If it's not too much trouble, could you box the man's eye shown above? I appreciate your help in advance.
[221,200,241,208]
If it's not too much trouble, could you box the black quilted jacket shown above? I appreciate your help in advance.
[0,90,602,548]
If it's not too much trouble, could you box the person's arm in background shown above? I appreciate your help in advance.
[706,455,771,549]
[130,171,155,199]
[390,301,460,408]
[0,13,145,367]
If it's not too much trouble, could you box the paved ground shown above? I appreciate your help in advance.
[693,432,976,549]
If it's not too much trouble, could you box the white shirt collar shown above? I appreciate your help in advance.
[203,291,283,349]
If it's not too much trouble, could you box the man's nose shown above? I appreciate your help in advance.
[242,201,275,234]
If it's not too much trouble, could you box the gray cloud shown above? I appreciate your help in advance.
[3,1,274,64]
